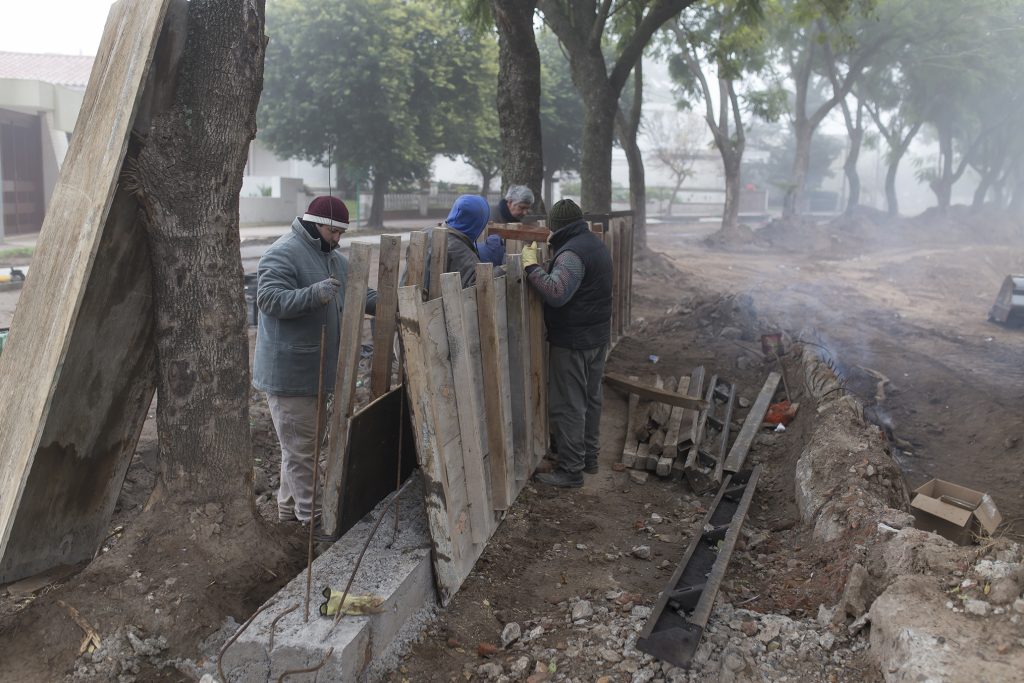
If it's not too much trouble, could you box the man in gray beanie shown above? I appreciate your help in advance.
[522,198,612,487]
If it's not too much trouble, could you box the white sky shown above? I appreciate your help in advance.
[0,0,111,56]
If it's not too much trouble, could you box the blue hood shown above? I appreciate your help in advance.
[445,195,490,242]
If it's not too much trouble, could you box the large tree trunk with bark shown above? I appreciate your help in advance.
[134,0,265,508]
[492,0,544,204]
[615,63,646,248]
[843,126,863,215]
[368,173,386,227]
[783,123,813,219]
[579,81,618,212]
[721,150,743,235]
[931,124,954,213]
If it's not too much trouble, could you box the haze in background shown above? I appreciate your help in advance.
[0,0,109,55]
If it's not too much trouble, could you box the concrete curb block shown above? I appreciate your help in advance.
[793,339,912,541]
[220,473,436,681]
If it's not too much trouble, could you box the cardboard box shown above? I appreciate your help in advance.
[910,479,1002,546]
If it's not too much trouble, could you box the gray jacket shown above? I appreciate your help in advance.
[417,226,504,289]
[253,219,373,396]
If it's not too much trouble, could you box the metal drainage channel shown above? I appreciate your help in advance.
[637,466,761,668]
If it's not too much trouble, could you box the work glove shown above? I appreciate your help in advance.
[319,587,385,617]
[312,277,341,305]
[521,241,540,269]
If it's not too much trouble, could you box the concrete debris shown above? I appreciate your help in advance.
[501,621,522,648]
[631,545,652,560]
[841,563,871,618]
[571,600,594,621]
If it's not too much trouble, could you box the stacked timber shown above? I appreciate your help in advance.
[611,369,782,491]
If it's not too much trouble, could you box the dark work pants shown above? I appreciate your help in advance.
[548,344,608,474]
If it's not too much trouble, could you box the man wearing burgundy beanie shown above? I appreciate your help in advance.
[253,196,376,525]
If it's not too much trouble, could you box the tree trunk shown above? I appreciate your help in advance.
[615,62,646,248]
[783,124,812,219]
[844,126,863,214]
[721,150,743,234]
[972,173,993,210]
[543,166,556,211]
[480,170,494,196]
[492,0,544,204]
[885,160,900,217]
[927,121,957,212]
[368,173,386,227]
[579,80,618,212]
[134,0,265,507]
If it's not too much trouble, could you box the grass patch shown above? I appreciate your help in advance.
[0,246,34,259]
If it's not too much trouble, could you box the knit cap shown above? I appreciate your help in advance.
[548,198,583,231]
[303,195,349,228]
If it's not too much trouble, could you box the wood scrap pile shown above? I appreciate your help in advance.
[607,370,782,492]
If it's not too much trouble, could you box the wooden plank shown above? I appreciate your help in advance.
[493,276,517,501]
[406,230,428,292]
[338,387,417,537]
[0,0,176,583]
[723,372,781,473]
[428,227,448,300]
[504,255,533,483]
[527,269,547,465]
[664,371,701,457]
[487,225,551,242]
[370,235,401,398]
[475,264,512,509]
[459,285,499,519]
[605,372,708,411]
[440,274,491,540]
[684,375,718,494]
[506,239,523,257]
[656,376,691,476]
[622,387,641,468]
[322,242,372,537]
[610,218,620,340]
[635,375,665,442]
[396,287,462,603]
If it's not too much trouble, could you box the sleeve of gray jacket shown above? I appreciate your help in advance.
[447,232,482,288]
[256,248,318,319]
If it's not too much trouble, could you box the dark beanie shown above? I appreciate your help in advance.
[303,195,349,228]
[548,198,583,231]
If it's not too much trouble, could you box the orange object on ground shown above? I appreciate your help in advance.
[764,400,799,426]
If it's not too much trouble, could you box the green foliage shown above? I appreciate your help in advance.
[260,0,495,190]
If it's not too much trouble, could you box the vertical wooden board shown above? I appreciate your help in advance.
[506,239,522,256]
[415,294,477,576]
[370,235,401,398]
[397,287,462,601]
[494,277,516,501]
[406,230,428,292]
[527,276,547,465]
[474,265,511,510]
[322,242,371,537]
[440,275,491,544]
[504,255,533,483]
[611,219,621,340]
[624,218,632,329]
[428,228,448,300]
[0,0,174,582]
[662,375,691,457]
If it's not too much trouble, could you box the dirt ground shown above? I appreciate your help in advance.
[386,209,1024,682]
[1,209,1022,681]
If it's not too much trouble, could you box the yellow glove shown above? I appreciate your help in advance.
[521,241,540,269]
[319,587,385,617]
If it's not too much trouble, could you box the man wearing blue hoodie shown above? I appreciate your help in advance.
[423,194,495,289]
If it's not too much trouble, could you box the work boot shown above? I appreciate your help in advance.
[535,469,584,488]
[583,458,599,474]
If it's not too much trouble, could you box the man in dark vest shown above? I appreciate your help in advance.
[522,199,613,487]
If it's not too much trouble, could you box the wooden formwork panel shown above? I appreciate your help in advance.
[0,0,175,583]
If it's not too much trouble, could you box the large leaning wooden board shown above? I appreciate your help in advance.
[0,0,174,583]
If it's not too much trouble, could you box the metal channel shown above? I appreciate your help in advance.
[636,466,761,668]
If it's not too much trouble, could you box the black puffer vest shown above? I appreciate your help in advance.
[543,219,613,350]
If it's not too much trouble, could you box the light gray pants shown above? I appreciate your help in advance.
[267,394,323,523]
[548,344,607,474]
